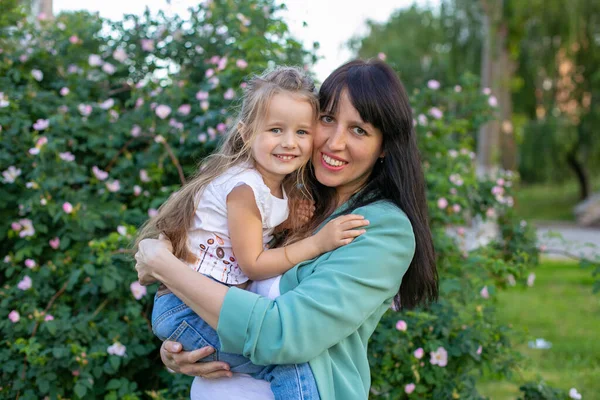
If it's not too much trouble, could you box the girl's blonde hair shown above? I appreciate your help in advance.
[135,66,319,262]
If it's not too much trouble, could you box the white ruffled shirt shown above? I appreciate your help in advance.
[187,164,289,285]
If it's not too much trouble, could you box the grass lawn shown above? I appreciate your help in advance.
[513,177,600,222]
[478,260,600,399]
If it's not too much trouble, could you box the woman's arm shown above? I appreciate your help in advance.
[136,203,414,364]
[217,204,415,365]
[227,185,369,280]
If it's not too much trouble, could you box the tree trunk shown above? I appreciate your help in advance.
[496,23,517,171]
[476,1,499,177]
[566,151,590,200]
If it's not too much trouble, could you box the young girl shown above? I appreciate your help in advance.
[135,66,369,399]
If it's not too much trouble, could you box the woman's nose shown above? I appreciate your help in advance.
[327,126,346,150]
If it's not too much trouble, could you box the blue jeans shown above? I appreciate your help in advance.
[152,290,320,400]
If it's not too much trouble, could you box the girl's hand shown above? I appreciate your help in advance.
[313,214,369,253]
[134,237,174,285]
[160,341,232,378]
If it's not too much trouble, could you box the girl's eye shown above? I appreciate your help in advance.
[352,126,367,136]
[270,128,282,134]
[320,115,334,123]
[297,130,309,135]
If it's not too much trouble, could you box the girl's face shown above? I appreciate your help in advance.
[251,92,314,184]
[312,90,384,204]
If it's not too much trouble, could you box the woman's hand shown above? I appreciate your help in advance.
[160,341,232,378]
[134,237,174,285]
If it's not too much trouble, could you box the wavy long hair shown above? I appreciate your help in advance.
[135,66,319,262]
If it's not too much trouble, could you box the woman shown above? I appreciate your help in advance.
[135,59,438,399]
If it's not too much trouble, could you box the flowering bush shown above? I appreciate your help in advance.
[368,78,544,399]
[0,5,559,399]
[0,2,312,398]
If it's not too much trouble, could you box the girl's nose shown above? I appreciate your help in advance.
[281,131,298,148]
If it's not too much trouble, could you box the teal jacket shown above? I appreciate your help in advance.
[217,200,416,399]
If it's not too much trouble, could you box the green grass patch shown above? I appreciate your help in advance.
[513,177,600,222]
[478,261,600,399]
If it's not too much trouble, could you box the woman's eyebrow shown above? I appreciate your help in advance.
[348,119,367,126]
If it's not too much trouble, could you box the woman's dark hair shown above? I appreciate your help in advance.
[306,59,438,310]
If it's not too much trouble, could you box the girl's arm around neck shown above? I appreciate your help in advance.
[227,185,320,280]
[227,185,370,280]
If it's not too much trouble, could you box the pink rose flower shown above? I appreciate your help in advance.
[480,286,490,299]
[139,170,151,182]
[395,320,407,331]
[155,105,172,119]
[17,275,32,290]
[178,104,191,116]
[92,166,109,181]
[106,180,120,192]
[414,347,424,359]
[63,202,73,214]
[427,80,440,90]
[437,198,448,209]
[236,59,248,69]
[430,346,448,367]
[107,342,126,356]
[141,39,155,52]
[44,314,54,321]
[8,310,20,323]
[405,383,416,394]
[224,88,235,100]
[24,259,36,269]
[429,107,443,119]
[49,237,60,249]
[217,123,227,133]
[130,281,147,300]
[377,52,387,61]
[33,119,49,130]
[196,91,209,101]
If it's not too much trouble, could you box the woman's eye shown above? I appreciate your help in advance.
[320,115,334,123]
[352,126,367,136]
[270,128,282,134]
[297,130,309,135]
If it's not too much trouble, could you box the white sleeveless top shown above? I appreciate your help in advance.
[187,164,289,285]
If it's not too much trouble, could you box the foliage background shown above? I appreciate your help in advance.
[0,1,568,399]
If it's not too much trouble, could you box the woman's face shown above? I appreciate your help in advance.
[312,89,384,204]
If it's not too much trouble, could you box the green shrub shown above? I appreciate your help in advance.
[0,2,312,398]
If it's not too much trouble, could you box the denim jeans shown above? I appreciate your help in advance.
[152,291,320,400]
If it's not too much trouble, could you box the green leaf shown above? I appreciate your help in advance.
[74,382,87,398]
